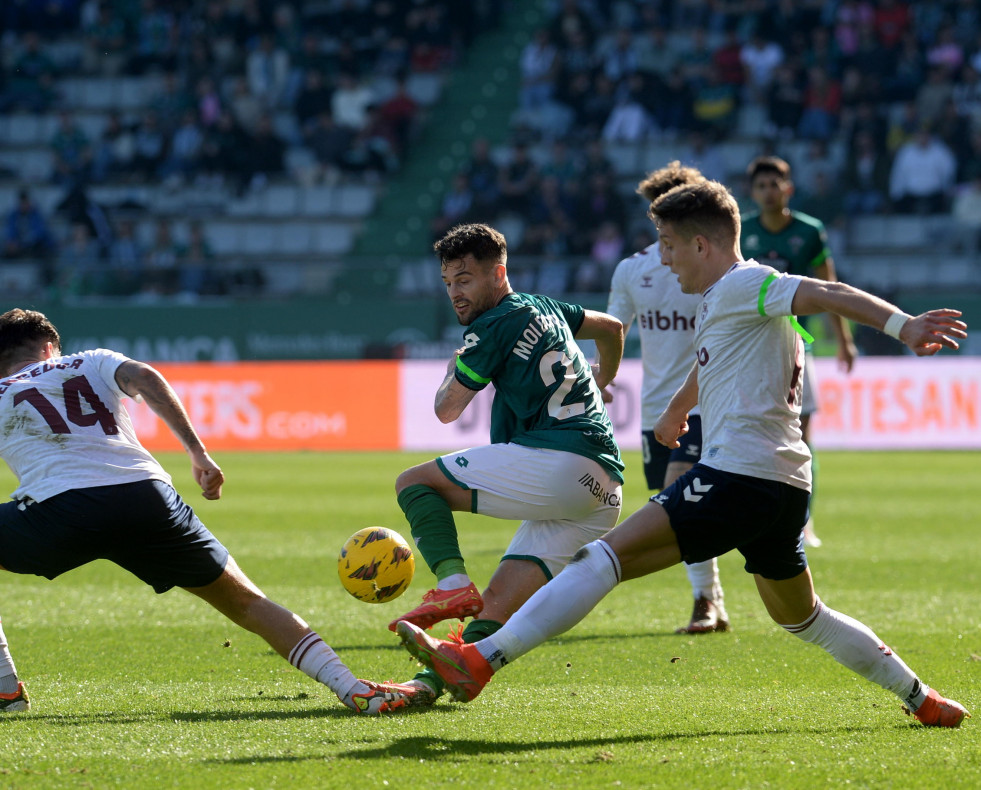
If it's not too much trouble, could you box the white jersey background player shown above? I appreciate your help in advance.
[606,162,728,634]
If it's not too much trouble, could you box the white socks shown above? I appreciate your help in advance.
[437,573,472,591]
[782,600,928,710]
[288,631,363,702]
[685,558,723,602]
[477,540,621,670]
[0,618,19,693]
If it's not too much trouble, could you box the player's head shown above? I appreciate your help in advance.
[649,181,740,294]
[435,223,511,325]
[747,155,793,212]
[636,161,705,203]
[0,308,61,375]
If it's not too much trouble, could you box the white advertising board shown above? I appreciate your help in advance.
[400,357,981,452]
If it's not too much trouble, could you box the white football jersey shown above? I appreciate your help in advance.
[695,261,812,490]
[0,349,171,501]
[607,243,703,428]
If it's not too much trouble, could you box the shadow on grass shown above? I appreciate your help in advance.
[206,724,907,766]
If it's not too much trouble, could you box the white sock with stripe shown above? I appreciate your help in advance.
[477,540,621,671]
[288,631,364,701]
[781,599,928,709]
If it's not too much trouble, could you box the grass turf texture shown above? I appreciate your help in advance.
[0,450,978,789]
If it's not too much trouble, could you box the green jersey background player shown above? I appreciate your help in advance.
[372,223,625,707]
[740,155,858,547]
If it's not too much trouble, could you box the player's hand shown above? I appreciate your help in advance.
[900,310,967,356]
[191,451,224,500]
[838,338,858,373]
[654,410,688,449]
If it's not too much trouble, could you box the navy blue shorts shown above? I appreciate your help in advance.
[652,463,810,580]
[641,415,703,490]
[0,479,229,594]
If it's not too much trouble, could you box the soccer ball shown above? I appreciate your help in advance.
[337,527,415,604]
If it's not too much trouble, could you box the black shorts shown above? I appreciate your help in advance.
[0,479,229,594]
[652,463,810,580]
[641,415,703,490]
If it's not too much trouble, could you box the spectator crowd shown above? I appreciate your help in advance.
[2,1,981,299]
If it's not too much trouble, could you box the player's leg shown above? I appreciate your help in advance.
[397,499,682,701]
[756,570,969,726]
[0,615,29,712]
[391,455,486,630]
[646,422,728,634]
[184,555,405,714]
[391,452,623,702]
[398,558,549,704]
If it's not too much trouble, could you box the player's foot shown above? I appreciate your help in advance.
[675,596,730,634]
[343,681,410,714]
[905,689,971,727]
[803,518,822,548]
[358,678,439,708]
[396,621,492,702]
[388,582,483,632]
[0,681,29,713]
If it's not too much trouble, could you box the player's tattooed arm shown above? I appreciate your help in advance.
[434,349,478,423]
[115,360,224,499]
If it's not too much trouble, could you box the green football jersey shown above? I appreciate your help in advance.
[454,292,624,483]
[740,210,830,276]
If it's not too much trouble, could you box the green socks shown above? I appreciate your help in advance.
[397,484,466,575]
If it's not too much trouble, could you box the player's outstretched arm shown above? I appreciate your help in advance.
[791,279,967,357]
[576,309,624,390]
[114,359,224,500]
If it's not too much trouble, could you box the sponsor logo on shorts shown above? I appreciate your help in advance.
[455,456,469,468]
[683,477,713,502]
[578,473,621,507]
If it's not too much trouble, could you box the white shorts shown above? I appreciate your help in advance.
[802,349,819,416]
[436,443,622,579]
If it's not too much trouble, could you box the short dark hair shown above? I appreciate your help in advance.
[434,223,508,269]
[0,309,61,373]
[649,180,740,246]
[636,161,705,203]
[746,155,791,182]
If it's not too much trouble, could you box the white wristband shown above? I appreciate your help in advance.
[883,311,912,340]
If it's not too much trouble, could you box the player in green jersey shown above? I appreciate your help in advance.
[740,156,858,548]
[366,223,625,708]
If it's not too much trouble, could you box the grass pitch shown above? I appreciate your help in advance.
[0,450,978,789]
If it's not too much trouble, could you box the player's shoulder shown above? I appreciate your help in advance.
[788,210,826,234]
[613,243,664,280]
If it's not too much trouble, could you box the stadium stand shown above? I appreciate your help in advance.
[0,0,978,321]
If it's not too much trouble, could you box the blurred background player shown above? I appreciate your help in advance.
[606,161,728,634]
[0,309,408,716]
[740,156,858,548]
[375,223,624,706]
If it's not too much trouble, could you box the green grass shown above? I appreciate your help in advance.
[1,451,979,789]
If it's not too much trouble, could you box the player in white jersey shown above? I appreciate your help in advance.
[607,162,728,634]
[0,309,412,715]
[396,181,971,729]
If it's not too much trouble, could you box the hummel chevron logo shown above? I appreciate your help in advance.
[683,478,713,502]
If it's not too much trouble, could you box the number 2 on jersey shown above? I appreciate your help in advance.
[539,348,601,421]
[13,375,119,435]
